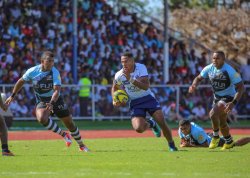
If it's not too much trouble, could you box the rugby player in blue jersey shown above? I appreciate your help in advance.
[112,52,177,151]
[5,51,89,152]
[189,51,245,150]
[178,120,250,148]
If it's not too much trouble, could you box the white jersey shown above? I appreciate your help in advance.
[114,63,154,100]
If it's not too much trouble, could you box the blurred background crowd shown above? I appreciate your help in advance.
[0,0,249,121]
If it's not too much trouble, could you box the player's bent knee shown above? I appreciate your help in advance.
[134,126,145,133]
[37,117,48,125]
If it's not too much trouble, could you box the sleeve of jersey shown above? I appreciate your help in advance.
[229,68,242,85]
[114,73,122,86]
[53,68,62,86]
[200,65,209,79]
[140,64,148,77]
[22,68,33,81]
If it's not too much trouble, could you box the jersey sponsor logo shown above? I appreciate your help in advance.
[34,83,53,89]
[210,71,230,91]
[233,72,240,79]
[211,81,226,89]
[33,73,54,94]
[122,81,130,85]
[198,135,204,142]
[126,85,140,92]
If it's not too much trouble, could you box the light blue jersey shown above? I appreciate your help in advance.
[178,122,211,145]
[200,63,242,97]
[22,64,61,101]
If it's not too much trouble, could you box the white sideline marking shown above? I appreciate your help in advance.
[1,172,58,175]
[0,171,245,177]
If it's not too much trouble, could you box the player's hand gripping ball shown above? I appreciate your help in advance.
[113,90,129,103]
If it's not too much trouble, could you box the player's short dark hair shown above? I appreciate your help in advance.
[41,51,54,60]
[121,51,133,59]
[179,119,190,127]
[214,50,225,60]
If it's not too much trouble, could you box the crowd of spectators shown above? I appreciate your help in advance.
[0,0,249,120]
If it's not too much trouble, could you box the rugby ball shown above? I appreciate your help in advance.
[113,90,129,103]
[0,93,6,102]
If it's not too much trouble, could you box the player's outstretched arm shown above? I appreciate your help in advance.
[189,74,204,93]
[5,78,25,105]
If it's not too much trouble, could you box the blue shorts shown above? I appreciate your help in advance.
[130,95,161,118]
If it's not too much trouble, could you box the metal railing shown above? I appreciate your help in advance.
[0,84,249,120]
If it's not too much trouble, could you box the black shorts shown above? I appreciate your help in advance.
[213,94,234,105]
[36,96,70,118]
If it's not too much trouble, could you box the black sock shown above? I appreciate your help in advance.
[147,119,156,128]
[224,135,233,144]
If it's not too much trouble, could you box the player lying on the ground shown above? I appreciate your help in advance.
[178,120,250,148]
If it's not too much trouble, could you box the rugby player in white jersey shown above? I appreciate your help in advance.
[112,52,177,151]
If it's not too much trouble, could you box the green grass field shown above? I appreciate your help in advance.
[1,136,250,178]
